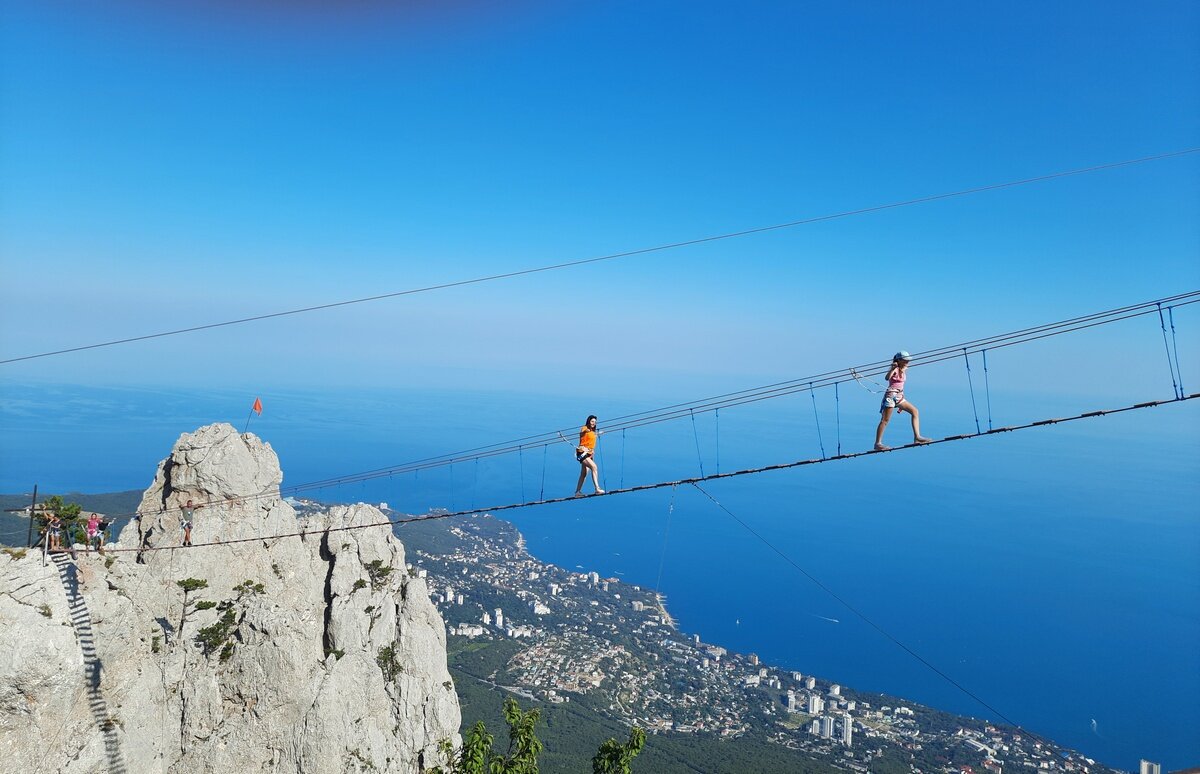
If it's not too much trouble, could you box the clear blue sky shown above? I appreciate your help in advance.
[1,0,1197,398]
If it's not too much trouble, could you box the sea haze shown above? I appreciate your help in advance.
[1,381,1197,770]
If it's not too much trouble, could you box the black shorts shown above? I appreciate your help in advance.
[576,450,593,463]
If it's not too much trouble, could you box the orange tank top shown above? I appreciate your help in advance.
[579,427,597,451]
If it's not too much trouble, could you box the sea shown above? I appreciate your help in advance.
[1,380,1197,771]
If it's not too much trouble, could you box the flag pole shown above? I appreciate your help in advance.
[243,408,254,434]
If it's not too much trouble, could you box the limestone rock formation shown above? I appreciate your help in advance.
[0,423,460,773]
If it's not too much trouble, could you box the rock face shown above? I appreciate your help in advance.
[0,423,460,773]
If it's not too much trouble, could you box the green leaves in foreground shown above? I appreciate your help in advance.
[432,697,644,774]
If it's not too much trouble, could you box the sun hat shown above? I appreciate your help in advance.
[894,351,912,361]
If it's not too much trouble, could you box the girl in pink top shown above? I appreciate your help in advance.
[85,515,100,553]
[874,351,933,451]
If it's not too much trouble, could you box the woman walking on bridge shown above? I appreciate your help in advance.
[574,415,605,496]
[874,351,933,451]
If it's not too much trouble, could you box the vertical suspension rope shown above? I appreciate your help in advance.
[448,464,454,511]
[654,486,676,601]
[1168,306,1185,397]
[964,349,981,434]
[834,382,842,456]
[715,408,721,475]
[597,433,608,491]
[470,458,479,509]
[689,409,706,477]
[1157,303,1182,399]
[809,383,826,459]
[539,444,547,501]
[518,446,525,502]
[982,349,993,431]
[620,429,626,489]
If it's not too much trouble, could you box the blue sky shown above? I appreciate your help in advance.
[1,1,1197,396]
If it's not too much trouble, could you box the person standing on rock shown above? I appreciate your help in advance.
[180,499,204,547]
[85,514,101,554]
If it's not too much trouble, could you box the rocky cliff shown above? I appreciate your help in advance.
[0,423,460,773]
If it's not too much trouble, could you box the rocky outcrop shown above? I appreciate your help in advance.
[0,423,460,773]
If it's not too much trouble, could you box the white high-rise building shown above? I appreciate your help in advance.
[482,612,491,625]
[444,585,453,601]
[785,691,797,712]
[841,714,853,747]
[820,715,834,738]
[804,676,816,689]
[494,608,504,629]
[828,684,841,697]
[808,694,824,714]
[589,571,600,586]
[1139,762,1161,774]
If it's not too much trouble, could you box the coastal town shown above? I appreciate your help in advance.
[393,509,1119,774]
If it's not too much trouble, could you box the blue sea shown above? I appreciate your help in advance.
[1,380,1197,771]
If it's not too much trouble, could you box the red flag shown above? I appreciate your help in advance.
[252,397,263,415]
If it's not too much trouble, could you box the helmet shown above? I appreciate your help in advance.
[894,351,912,362]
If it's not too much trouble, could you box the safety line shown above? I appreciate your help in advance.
[714,409,721,476]
[690,481,1045,744]
[102,393,1198,554]
[1157,304,1182,399]
[834,382,842,456]
[4,149,1196,366]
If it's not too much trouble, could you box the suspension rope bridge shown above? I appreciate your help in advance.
[101,391,1198,554]
[77,291,1197,523]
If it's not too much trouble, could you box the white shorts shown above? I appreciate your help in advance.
[880,390,905,412]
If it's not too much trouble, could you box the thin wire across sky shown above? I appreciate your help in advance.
[2,148,1196,366]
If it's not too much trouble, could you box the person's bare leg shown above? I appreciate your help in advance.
[587,458,604,493]
[575,466,587,496]
[875,407,893,450]
[901,401,932,443]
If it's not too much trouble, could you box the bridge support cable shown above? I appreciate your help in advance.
[689,481,1044,745]
[982,349,994,431]
[810,383,826,459]
[518,446,525,502]
[1156,302,1185,398]
[689,409,706,477]
[1169,306,1184,396]
[620,429,626,489]
[104,393,1198,556]
[539,445,547,501]
[714,410,721,476]
[963,349,982,435]
[834,382,842,456]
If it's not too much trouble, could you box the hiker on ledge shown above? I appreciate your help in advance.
[180,499,204,547]
[574,415,605,497]
[85,513,101,554]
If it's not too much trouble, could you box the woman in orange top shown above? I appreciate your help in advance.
[574,415,604,496]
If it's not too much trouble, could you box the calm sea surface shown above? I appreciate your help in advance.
[2,381,1197,770]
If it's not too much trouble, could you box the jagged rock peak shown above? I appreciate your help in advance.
[0,425,461,773]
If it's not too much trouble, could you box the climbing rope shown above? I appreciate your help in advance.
[689,409,706,477]
[963,349,981,434]
[809,382,826,459]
